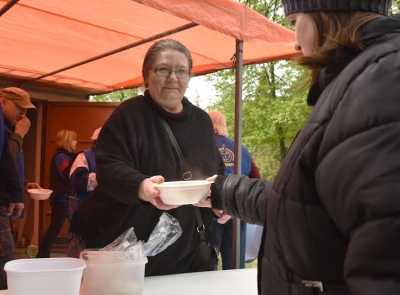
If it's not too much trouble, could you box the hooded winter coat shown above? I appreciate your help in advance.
[211,16,400,295]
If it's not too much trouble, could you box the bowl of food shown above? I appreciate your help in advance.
[153,180,212,205]
[27,188,53,200]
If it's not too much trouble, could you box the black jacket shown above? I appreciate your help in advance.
[0,130,23,206]
[213,16,400,295]
[70,91,225,276]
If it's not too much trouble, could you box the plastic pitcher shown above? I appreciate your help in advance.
[80,249,148,295]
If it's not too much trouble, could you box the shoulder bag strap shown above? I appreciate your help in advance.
[159,118,192,181]
[159,117,205,233]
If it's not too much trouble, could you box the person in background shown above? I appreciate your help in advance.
[0,87,40,288]
[68,127,100,221]
[208,110,260,270]
[197,0,400,294]
[69,39,228,275]
[0,104,24,290]
[2,88,39,249]
[37,129,77,258]
[0,87,40,191]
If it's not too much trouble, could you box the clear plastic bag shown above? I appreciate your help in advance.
[142,211,182,256]
[96,212,182,260]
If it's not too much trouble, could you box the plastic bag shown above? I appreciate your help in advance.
[142,212,182,256]
[97,212,182,260]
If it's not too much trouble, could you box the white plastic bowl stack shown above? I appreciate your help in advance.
[27,188,53,200]
[153,180,212,205]
[4,258,85,295]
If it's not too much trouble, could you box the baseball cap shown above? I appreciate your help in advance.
[0,87,36,109]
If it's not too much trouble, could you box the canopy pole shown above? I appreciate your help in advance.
[232,39,243,269]
[20,22,199,85]
[0,0,19,17]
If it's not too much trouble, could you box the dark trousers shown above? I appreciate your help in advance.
[0,207,14,290]
[37,201,68,258]
[212,218,246,269]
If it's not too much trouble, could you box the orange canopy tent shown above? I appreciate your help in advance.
[0,0,300,269]
[0,0,298,96]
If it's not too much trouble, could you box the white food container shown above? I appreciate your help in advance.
[27,188,53,200]
[154,180,212,205]
[4,258,85,295]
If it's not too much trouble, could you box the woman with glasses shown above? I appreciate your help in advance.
[69,39,227,275]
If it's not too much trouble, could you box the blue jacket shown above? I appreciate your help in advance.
[215,135,251,177]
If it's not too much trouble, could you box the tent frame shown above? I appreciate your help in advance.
[0,0,297,269]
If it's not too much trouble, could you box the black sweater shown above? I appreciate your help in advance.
[70,91,225,276]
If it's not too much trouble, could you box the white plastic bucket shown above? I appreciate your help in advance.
[4,258,85,295]
[80,249,148,295]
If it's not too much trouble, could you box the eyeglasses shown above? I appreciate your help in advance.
[154,67,190,78]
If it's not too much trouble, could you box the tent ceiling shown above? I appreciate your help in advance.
[0,0,299,97]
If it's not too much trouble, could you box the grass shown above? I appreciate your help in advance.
[245,259,258,269]
[217,253,258,270]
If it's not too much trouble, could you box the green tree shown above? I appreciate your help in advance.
[89,88,140,102]
[206,61,310,179]
[206,1,311,180]
[392,0,400,13]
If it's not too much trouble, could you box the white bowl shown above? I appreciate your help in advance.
[154,180,212,205]
[27,188,53,200]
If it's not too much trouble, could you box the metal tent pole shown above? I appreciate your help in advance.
[232,39,243,269]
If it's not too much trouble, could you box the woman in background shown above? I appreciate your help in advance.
[208,110,260,270]
[37,129,77,258]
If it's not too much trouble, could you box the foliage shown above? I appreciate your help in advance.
[392,0,400,13]
[206,61,310,180]
[206,1,311,180]
[89,88,140,102]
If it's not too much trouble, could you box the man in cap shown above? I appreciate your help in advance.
[0,103,23,289]
[0,87,40,289]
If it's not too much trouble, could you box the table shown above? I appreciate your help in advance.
[144,268,257,294]
[0,268,257,295]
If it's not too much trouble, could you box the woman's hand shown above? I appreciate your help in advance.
[212,209,231,224]
[138,176,178,210]
[206,174,217,182]
[194,199,211,208]
[194,175,217,208]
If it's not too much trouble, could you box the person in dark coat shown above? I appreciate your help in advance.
[197,1,400,294]
[0,87,39,289]
[0,104,23,289]
[37,129,77,258]
[69,39,227,276]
